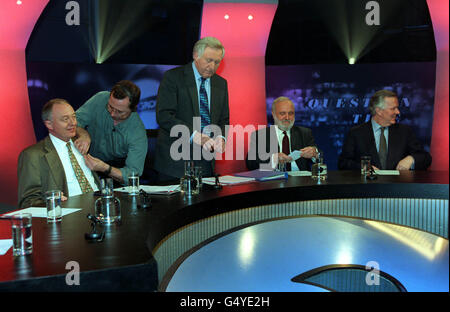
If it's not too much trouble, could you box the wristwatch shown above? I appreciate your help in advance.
[104,165,112,176]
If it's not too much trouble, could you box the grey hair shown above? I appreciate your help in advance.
[369,90,398,116]
[193,37,225,59]
[41,98,69,121]
[272,96,294,113]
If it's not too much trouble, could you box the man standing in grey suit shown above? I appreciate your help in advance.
[155,37,230,181]
[17,99,100,208]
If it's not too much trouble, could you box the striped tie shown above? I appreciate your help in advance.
[66,142,93,193]
[199,77,211,131]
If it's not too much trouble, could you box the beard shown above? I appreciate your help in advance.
[274,115,295,132]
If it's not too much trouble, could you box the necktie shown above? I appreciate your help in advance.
[282,131,291,171]
[66,142,94,193]
[199,78,211,131]
[379,127,387,169]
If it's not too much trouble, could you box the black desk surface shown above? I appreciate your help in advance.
[0,170,448,291]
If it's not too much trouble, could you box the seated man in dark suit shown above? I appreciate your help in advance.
[338,89,431,171]
[246,96,319,171]
[17,99,100,208]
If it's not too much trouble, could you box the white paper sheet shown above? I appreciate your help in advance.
[203,176,255,185]
[374,170,400,175]
[3,207,82,218]
[0,239,12,255]
[288,171,312,176]
[115,185,181,194]
[289,150,302,161]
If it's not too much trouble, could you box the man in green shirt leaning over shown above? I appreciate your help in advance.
[74,80,148,185]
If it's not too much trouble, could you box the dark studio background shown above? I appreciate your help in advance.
[26,0,436,170]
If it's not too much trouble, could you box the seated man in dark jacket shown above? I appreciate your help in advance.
[246,96,319,171]
[338,89,431,171]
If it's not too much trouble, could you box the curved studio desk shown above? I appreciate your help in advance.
[0,171,448,291]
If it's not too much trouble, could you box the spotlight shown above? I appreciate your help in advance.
[224,14,229,20]
[348,57,356,65]
[17,0,22,5]
[248,14,253,20]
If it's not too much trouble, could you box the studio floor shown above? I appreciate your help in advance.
[165,216,449,292]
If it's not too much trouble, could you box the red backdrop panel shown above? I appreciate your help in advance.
[427,0,449,171]
[200,2,278,175]
[0,1,49,206]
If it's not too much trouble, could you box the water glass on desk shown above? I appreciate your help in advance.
[11,213,33,256]
[101,178,114,197]
[45,190,62,223]
[361,156,371,176]
[193,166,203,190]
[180,161,198,196]
[128,172,140,195]
[276,161,286,172]
[311,153,327,180]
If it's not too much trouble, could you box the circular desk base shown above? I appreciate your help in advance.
[165,216,448,292]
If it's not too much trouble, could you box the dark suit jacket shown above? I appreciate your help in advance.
[338,121,432,170]
[17,136,101,208]
[154,63,230,178]
[246,125,318,171]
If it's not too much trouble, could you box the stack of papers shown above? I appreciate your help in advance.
[234,169,288,181]
[115,185,181,195]
[202,176,256,185]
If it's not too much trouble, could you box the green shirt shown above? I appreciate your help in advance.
[76,91,148,185]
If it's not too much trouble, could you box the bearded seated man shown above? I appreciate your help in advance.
[246,96,320,171]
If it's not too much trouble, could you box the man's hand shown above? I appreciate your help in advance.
[193,132,215,151]
[213,137,226,154]
[74,127,91,155]
[396,155,415,170]
[299,146,318,159]
[83,154,108,172]
[74,137,90,155]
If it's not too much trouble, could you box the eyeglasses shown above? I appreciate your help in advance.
[107,102,130,117]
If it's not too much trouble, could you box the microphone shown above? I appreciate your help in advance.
[85,214,104,241]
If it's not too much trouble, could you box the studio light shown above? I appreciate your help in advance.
[91,0,152,64]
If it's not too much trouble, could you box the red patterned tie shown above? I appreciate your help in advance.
[282,131,291,171]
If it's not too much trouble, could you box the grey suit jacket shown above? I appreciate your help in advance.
[154,63,230,178]
[17,136,101,208]
[246,125,318,171]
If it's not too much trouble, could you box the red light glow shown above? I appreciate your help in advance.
[200,3,278,175]
[427,0,449,171]
[0,0,49,205]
